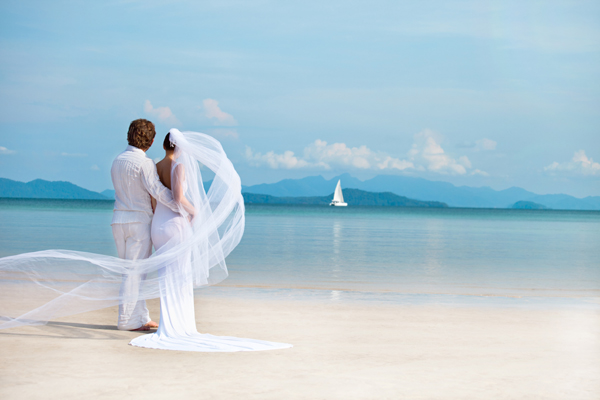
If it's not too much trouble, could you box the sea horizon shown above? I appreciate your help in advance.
[2,196,600,211]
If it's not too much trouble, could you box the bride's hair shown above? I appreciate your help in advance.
[163,133,175,151]
[128,119,156,150]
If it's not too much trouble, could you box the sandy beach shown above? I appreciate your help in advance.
[1,295,598,399]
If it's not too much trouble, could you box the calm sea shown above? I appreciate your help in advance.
[1,198,599,308]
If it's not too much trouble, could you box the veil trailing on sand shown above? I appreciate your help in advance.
[0,129,245,330]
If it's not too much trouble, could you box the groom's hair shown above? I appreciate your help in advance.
[127,119,156,150]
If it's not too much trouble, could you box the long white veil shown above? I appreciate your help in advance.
[0,129,244,330]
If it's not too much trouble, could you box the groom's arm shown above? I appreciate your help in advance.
[140,159,181,214]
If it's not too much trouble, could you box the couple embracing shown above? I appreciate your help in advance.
[111,119,194,333]
[0,119,291,353]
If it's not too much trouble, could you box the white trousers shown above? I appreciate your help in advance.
[112,223,152,330]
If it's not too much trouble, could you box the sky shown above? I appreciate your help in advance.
[0,0,599,197]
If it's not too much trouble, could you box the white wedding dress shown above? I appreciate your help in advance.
[0,129,292,353]
[130,162,290,352]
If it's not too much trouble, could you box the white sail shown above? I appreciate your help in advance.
[333,180,344,203]
[330,180,348,206]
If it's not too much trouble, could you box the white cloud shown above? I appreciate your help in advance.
[303,139,413,171]
[376,156,415,171]
[0,146,16,155]
[143,100,180,125]
[458,156,472,169]
[246,147,310,169]
[246,140,413,171]
[61,152,87,157]
[409,130,475,175]
[246,130,487,176]
[544,150,600,176]
[471,169,490,177]
[90,164,100,171]
[202,99,237,126]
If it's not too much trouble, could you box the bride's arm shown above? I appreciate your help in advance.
[172,163,196,218]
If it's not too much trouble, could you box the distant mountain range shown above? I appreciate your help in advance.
[244,189,448,207]
[0,178,108,200]
[242,173,600,210]
[2,175,599,210]
[101,189,115,199]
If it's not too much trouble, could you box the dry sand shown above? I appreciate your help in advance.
[1,296,599,399]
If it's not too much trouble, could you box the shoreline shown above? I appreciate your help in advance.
[1,295,598,399]
[201,285,600,310]
[3,197,600,212]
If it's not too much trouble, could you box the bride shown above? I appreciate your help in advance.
[0,128,291,353]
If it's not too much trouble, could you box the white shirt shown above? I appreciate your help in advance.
[111,145,179,225]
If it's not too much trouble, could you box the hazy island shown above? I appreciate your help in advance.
[511,201,549,210]
[243,189,448,207]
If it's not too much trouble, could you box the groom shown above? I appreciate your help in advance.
[111,119,180,331]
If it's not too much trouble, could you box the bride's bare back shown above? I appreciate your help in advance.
[154,148,195,218]
[156,157,173,190]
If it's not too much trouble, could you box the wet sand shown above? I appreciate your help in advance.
[1,296,599,399]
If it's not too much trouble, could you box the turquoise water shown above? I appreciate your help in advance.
[1,198,599,306]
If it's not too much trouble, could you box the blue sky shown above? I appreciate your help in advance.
[0,0,598,197]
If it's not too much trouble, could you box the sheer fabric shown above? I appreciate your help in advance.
[130,172,290,351]
[0,130,288,353]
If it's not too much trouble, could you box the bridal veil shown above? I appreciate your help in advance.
[0,129,244,330]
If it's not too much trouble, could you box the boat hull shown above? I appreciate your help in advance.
[329,202,348,207]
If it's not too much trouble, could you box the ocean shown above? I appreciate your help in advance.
[1,198,598,308]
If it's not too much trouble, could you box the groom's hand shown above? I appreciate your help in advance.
[150,196,157,213]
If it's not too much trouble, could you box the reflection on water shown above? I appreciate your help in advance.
[330,290,342,302]
[331,219,342,278]
[423,218,444,280]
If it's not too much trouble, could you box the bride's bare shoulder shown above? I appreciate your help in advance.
[155,158,168,172]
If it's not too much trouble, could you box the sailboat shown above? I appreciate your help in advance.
[329,180,348,206]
